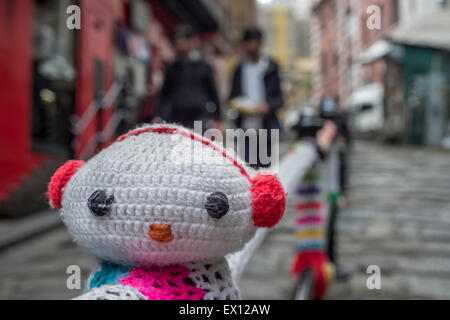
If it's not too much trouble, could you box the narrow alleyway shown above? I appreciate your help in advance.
[326,141,450,299]
[240,141,450,299]
[1,141,450,299]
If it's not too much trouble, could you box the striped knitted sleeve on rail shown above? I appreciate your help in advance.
[293,169,326,253]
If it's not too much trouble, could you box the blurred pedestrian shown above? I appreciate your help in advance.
[153,25,222,132]
[319,95,350,281]
[229,27,283,168]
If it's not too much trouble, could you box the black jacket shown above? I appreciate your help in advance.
[229,58,284,130]
[154,59,221,129]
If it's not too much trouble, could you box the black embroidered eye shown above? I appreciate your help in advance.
[88,190,114,217]
[205,192,229,219]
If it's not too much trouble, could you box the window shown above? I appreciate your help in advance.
[436,0,449,8]
[346,9,359,41]
[392,0,399,25]
[332,0,338,23]
[321,52,327,75]
[361,16,369,46]
[333,43,339,69]
[410,0,417,12]
[378,4,385,35]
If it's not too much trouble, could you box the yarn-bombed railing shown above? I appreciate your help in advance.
[290,142,341,299]
[71,81,124,159]
[227,140,320,282]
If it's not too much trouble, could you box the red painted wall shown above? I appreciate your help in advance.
[0,0,34,200]
[75,0,123,158]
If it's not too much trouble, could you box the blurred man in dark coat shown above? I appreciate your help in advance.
[154,26,222,131]
[229,27,284,168]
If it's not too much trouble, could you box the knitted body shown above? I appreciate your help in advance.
[76,258,239,300]
[48,124,286,300]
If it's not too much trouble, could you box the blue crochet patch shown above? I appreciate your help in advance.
[89,261,132,289]
[296,242,325,251]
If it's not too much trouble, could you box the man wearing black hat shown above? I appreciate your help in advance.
[229,27,284,168]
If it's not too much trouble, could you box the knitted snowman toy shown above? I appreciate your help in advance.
[48,124,286,300]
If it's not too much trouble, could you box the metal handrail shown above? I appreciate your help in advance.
[76,110,125,160]
[72,80,124,159]
[71,81,123,136]
[228,141,320,282]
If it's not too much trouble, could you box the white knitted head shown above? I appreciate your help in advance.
[60,124,257,266]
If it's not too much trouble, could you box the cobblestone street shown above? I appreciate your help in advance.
[241,141,450,299]
[327,141,450,299]
[1,141,450,299]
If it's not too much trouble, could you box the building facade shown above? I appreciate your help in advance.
[0,0,232,207]
[311,0,400,109]
[312,0,450,144]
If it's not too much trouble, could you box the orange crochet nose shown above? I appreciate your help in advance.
[149,224,173,243]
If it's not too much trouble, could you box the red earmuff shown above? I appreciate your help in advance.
[48,160,85,209]
[251,173,287,228]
